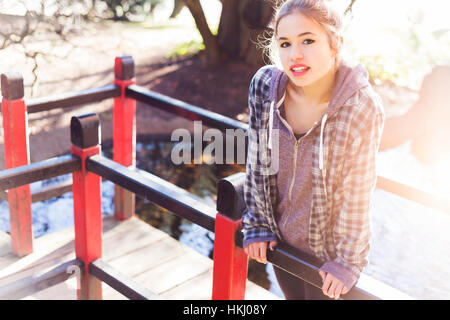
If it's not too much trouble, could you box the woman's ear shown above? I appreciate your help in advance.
[332,35,343,57]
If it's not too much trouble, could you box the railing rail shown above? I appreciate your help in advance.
[126,84,248,132]
[376,176,450,214]
[0,155,80,191]
[0,259,84,300]
[86,154,217,232]
[89,259,161,300]
[0,84,121,114]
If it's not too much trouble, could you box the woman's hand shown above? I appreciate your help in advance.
[244,241,277,264]
[319,270,350,299]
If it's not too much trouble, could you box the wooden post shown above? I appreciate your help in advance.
[1,72,33,257]
[70,113,103,300]
[113,55,136,221]
[212,172,248,300]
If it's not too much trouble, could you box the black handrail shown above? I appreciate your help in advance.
[126,84,248,132]
[89,259,160,300]
[27,84,120,113]
[0,155,81,191]
[0,259,84,300]
[0,84,121,114]
[85,154,217,232]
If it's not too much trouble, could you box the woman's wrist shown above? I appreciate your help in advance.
[243,236,278,249]
[319,260,359,290]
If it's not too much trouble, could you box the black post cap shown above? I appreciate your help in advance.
[70,113,101,149]
[1,72,24,100]
[114,55,135,80]
[217,172,247,220]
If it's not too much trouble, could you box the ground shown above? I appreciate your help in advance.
[0,18,418,169]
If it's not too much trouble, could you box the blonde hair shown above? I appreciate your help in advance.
[260,0,344,67]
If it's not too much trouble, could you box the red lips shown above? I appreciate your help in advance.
[290,64,310,76]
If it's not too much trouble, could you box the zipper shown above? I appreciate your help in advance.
[274,104,329,223]
[288,139,299,204]
[276,109,309,206]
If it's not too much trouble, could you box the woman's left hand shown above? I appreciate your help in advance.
[318,270,349,299]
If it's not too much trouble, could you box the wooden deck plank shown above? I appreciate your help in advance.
[0,230,75,282]
[161,269,214,300]
[0,215,279,300]
[106,237,188,275]
[0,215,156,280]
[21,276,78,300]
[102,223,167,262]
[133,250,213,295]
[161,269,280,300]
[0,232,11,257]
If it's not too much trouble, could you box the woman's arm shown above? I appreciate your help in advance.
[320,96,385,292]
[241,67,279,246]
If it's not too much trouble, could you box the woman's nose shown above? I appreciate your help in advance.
[290,45,304,61]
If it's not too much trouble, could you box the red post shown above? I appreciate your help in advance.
[70,113,103,300]
[212,174,249,299]
[212,214,248,299]
[1,72,33,257]
[113,55,136,221]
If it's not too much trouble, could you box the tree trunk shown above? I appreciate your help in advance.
[217,0,274,67]
[238,0,274,67]
[180,0,273,66]
[184,0,222,65]
[217,0,241,59]
[170,0,186,18]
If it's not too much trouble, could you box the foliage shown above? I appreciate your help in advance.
[97,0,164,21]
[166,39,205,59]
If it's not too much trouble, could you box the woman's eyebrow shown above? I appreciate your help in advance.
[277,32,316,40]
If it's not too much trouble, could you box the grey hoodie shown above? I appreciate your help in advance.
[242,61,385,290]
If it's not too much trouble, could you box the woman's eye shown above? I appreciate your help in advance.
[303,39,315,45]
[280,42,290,48]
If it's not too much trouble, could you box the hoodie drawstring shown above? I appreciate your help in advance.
[319,113,328,200]
[268,101,274,150]
[268,94,285,150]
[319,113,328,172]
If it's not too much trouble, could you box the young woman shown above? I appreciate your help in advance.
[242,0,385,300]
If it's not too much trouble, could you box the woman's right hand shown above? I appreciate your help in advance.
[244,241,277,264]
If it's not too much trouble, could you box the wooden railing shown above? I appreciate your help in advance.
[0,55,437,300]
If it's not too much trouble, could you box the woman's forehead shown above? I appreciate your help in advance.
[276,11,326,38]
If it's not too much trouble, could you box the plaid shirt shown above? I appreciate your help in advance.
[242,64,385,284]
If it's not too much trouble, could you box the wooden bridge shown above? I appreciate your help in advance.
[0,55,444,300]
[0,215,278,300]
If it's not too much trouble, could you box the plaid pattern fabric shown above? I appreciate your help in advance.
[243,66,282,242]
[242,65,385,278]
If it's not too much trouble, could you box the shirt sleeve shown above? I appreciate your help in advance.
[321,96,385,289]
[241,68,278,245]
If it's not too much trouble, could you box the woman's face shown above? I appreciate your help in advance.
[276,11,338,89]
